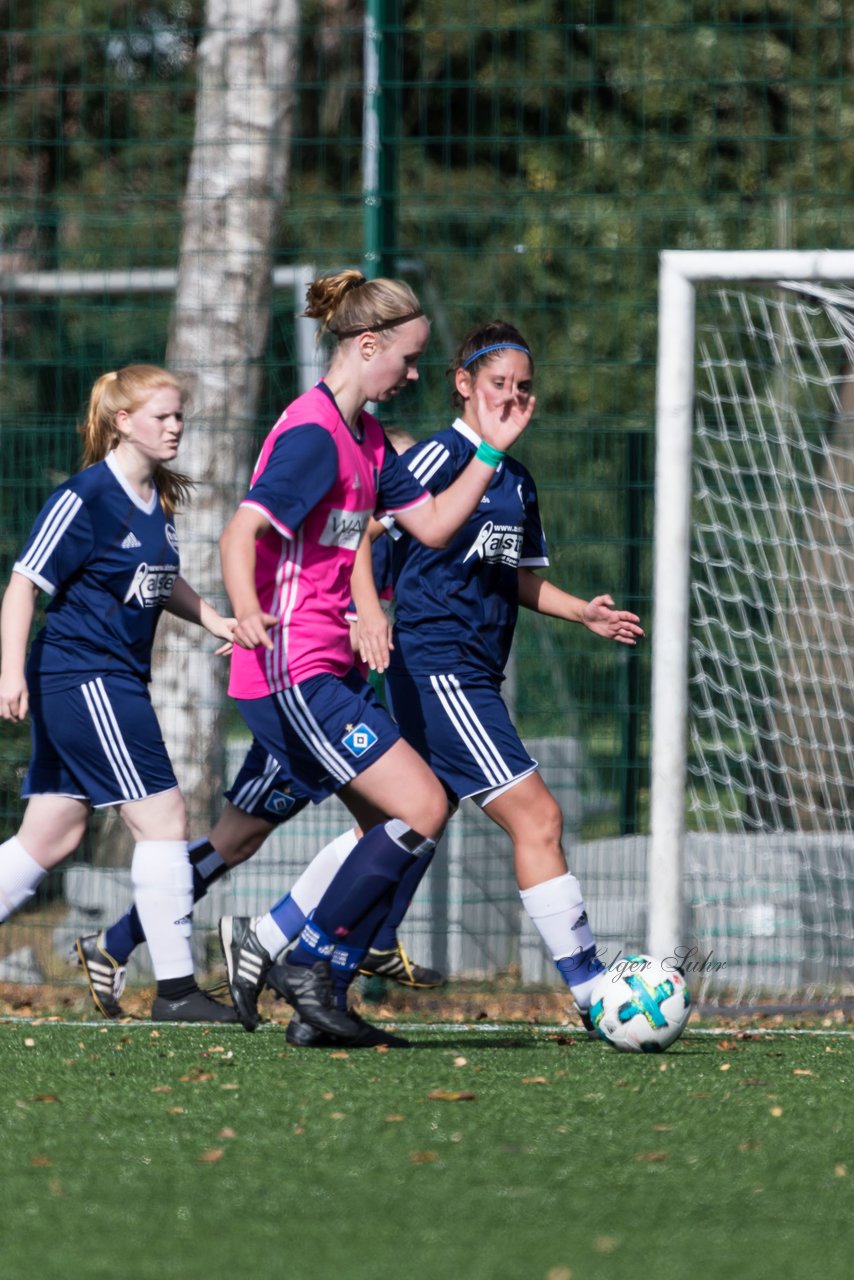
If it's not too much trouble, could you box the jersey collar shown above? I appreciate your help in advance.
[451,417,483,450]
[105,451,159,514]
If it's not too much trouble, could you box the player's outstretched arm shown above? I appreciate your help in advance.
[349,531,393,673]
[165,575,237,647]
[0,572,38,721]
[396,383,537,549]
[518,570,644,646]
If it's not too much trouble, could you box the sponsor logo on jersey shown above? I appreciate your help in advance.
[264,789,297,818]
[341,722,379,757]
[165,523,180,554]
[319,507,371,550]
[462,520,524,566]
[123,562,179,607]
[121,531,142,549]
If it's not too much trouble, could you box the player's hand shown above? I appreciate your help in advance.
[354,606,394,673]
[232,610,278,651]
[0,673,29,722]
[582,595,644,646]
[475,378,537,454]
[207,614,238,652]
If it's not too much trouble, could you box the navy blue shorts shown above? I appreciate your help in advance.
[224,737,311,824]
[385,666,537,806]
[23,672,178,808]
[236,668,401,804]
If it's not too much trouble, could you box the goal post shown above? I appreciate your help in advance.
[649,250,854,999]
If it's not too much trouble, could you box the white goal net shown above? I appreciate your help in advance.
[649,252,854,1006]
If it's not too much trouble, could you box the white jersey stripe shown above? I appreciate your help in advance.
[266,528,303,693]
[430,673,514,786]
[232,753,281,810]
[408,441,449,487]
[277,688,355,786]
[18,490,82,577]
[80,679,146,800]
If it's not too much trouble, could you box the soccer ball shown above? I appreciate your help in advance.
[589,955,691,1053]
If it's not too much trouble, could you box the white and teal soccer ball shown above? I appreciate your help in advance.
[589,955,691,1053]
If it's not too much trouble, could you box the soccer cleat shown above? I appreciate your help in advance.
[265,956,362,1039]
[573,1002,600,1040]
[151,988,239,1023]
[218,915,273,1032]
[358,942,445,989]
[74,933,128,1019]
[285,1009,411,1050]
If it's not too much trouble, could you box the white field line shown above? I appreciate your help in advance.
[0,1017,851,1037]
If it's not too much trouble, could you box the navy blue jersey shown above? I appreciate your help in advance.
[389,419,548,679]
[14,452,180,689]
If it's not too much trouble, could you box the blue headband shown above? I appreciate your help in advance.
[462,342,531,368]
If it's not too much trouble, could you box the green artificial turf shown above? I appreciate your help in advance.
[0,1020,850,1280]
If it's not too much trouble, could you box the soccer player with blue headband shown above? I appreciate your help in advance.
[348,320,645,1037]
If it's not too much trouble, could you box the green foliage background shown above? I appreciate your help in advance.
[1,1,852,837]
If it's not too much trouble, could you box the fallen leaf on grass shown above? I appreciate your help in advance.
[453,1057,467,1067]
[792,1069,814,1077]
[385,1114,405,1123]
[152,1085,172,1094]
[198,1148,224,1164]
[770,1106,783,1117]
[48,1179,63,1197]
[426,1089,477,1102]
[546,1268,572,1280]
[167,1107,185,1115]
[23,1038,35,1048]
[329,1051,350,1060]
[738,1140,761,1151]
[653,1124,672,1132]
[218,1127,237,1139]
[31,1155,52,1167]
[634,1151,668,1162]
[592,1236,618,1253]
[409,1151,439,1164]
[179,1070,215,1083]
[834,1164,847,1177]
[522,1077,549,1085]
[32,1095,60,1104]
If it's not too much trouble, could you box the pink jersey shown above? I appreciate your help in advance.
[229,384,428,697]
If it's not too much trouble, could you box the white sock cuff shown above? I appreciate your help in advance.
[131,840,192,892]
[290,827,359,914]
[519,872,582,918]
[0,836,47,921]
[131,841,193,980]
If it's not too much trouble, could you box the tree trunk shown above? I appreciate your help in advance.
[154,0,299,836]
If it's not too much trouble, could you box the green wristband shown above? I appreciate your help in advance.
[475,439,506,467]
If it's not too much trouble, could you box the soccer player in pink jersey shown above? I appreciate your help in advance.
[218,270,534,1044]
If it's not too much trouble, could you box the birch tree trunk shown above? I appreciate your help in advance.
[154,0,299,834]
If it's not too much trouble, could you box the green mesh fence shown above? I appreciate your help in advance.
[0,1,851,997]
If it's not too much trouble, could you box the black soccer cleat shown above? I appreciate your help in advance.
[151,988,239,1023]
[265,956,362,1039]
[573,1002,600,1041]
[218,915,273,1032]
[285,1008,411,1050]
[74,933,128,1019]
[358,942,445,989]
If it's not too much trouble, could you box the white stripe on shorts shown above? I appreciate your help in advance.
[81,678,147,801]
[430,673,515,787]
[231,752,281,811]
[277,687,356,787]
